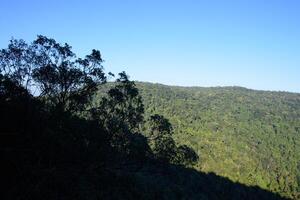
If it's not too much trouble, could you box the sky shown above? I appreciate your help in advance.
[0,0,299,92]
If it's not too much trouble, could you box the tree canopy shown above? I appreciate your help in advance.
[0,35,106,113]
[0,36,288,200]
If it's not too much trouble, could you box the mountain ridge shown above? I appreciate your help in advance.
[130,81,300,199]
[134,81,300,94]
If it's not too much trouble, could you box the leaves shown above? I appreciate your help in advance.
[0,35,106,113]
[137,82,300,199]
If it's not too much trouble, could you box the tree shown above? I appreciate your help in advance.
[94,71,144,133]
[0,35,106,114]
[147,114,198,165]
[174,145,199,166]
[149,114,173,136]
[147,114,176,162]
[0,74,37,134]
[0,38,33,89]
[89,72,146,155]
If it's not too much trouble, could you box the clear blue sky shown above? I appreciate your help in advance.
[0,0,299,92]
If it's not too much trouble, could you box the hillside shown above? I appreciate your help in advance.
[0,36,292,200]
[136,82,300,199]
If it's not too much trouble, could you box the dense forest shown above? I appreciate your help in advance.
[0,36,292,199]
[134,82,300,199]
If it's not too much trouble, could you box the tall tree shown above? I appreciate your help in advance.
[148,114,176,162]
[148,114,198,165]
[0,38,33,89]
[95,71,144,133]
[0,35,107,114]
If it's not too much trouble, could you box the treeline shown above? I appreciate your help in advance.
[135,82,300,199]
[0,36,286,199]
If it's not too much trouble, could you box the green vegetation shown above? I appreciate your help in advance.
[135,82,300,199]
[0,36,290,199]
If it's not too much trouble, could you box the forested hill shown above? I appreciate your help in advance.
[0,36,293,199]
[135,82,300,199]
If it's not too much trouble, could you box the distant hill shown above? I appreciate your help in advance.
[134,82,300,199]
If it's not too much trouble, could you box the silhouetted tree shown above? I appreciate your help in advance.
[94,72,144,132]
[88,72,146,158]
[148,114,198,165]
[0,35,106,114]
[149,114,173,135]
[33,36,106,113]
[0,38,33,89]
[147,114,176,162]
[0,74,35,134]
[174,144,199,166]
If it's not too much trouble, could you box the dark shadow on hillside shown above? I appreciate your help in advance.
[124,162,289,200]
[0,127,289,199]
[0,77,288,200]
[1,146,289,199]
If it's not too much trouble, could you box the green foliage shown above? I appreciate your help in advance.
[146,114,199,165]
[105,71,144,132]
[149,114,173,135]
[90,72,146,156]
[174,145,199,166]
[0,36,289,200]
[0,35,106,113]
[136,82,300,199]
[147,114,175,162]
